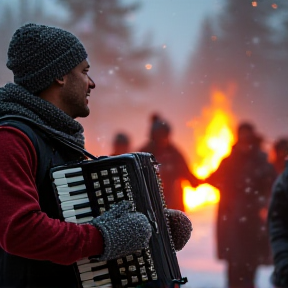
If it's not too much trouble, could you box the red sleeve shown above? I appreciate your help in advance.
[0,126,103,265]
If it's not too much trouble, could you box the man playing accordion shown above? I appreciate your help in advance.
[0,23,192,288]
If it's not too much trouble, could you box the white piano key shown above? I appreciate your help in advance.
[82,281,97,288]
[96,284,112,288]
[78,261,107,273]
[60,198,90,210]
[54,175,84,186]
[56,184,87,193]
[63,207,92,218]
[52,167,82,179]
[80,268,109,281]
[59,193,89,202]
[77,257,90,266]
[82,279,112,288]
[65,215,93,224]
[82,278,111,288]
[94,278,112,286]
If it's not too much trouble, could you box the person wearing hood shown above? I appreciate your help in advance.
[204,122,277,288]
[138,113,201,212]
[110,132,131,156]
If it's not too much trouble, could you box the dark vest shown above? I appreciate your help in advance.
[0,119,87,288]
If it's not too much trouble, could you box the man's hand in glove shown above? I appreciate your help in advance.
[165,209,193,251]
[92,200,152,261]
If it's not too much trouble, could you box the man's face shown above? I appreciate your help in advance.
[60,59,95,118]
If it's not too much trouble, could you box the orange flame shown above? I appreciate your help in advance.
[183,86,236,212]
[182,181,220,211]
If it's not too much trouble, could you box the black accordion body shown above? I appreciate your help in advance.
[50,152,187,288]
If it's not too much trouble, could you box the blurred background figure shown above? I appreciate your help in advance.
[204,122,277,288]
[271,138,288,175]
[138,113,201,212]
[110,132,131,156]
[268,141,288,288]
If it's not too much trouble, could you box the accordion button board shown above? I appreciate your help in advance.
[50,152,186,288]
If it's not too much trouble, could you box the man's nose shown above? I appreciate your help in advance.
[89,76,96,89]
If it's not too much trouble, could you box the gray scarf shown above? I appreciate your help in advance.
[0,83,85,147]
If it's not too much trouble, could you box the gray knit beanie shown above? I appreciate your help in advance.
[6,23,88,94]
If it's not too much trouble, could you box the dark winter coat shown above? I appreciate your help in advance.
[206,144,277,264]
[268,161,288,287]
[139,142,199,211]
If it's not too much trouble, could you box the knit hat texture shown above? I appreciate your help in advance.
[6,23,87,94]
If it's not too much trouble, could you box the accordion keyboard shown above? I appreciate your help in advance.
[51,161,158,288]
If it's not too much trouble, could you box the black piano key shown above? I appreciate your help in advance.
[75,211,93,219]
[91,264,108,272]
[74,202,91,210]
[93,274,110,282]
[68,180,86,187]
[65,171,84,178]
[69,189,87,196]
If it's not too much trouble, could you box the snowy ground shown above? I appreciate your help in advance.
[175,205,274,288]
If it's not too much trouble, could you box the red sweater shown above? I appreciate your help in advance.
[0,126,104,265]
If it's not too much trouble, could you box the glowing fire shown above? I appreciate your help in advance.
[183,86,236,212]
[182,181,220,210]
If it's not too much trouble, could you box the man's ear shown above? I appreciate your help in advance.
[55,76,65,86]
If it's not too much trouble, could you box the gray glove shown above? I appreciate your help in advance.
[166,209,193,251]
[92,200,152,261]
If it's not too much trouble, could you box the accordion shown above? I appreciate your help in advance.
[50,152,187,288]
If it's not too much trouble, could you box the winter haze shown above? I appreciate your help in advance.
[0,1,287,287]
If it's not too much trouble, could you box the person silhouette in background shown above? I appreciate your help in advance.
[204,122,277,288]
[268,138,288,288]
[138,113,201,212]
[110,132,131,156]
[271,138,288,175]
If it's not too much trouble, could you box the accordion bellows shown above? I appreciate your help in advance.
[50,152,188,288]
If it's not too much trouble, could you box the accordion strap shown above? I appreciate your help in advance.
[0,115,98,160]
[46,131,98,160]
